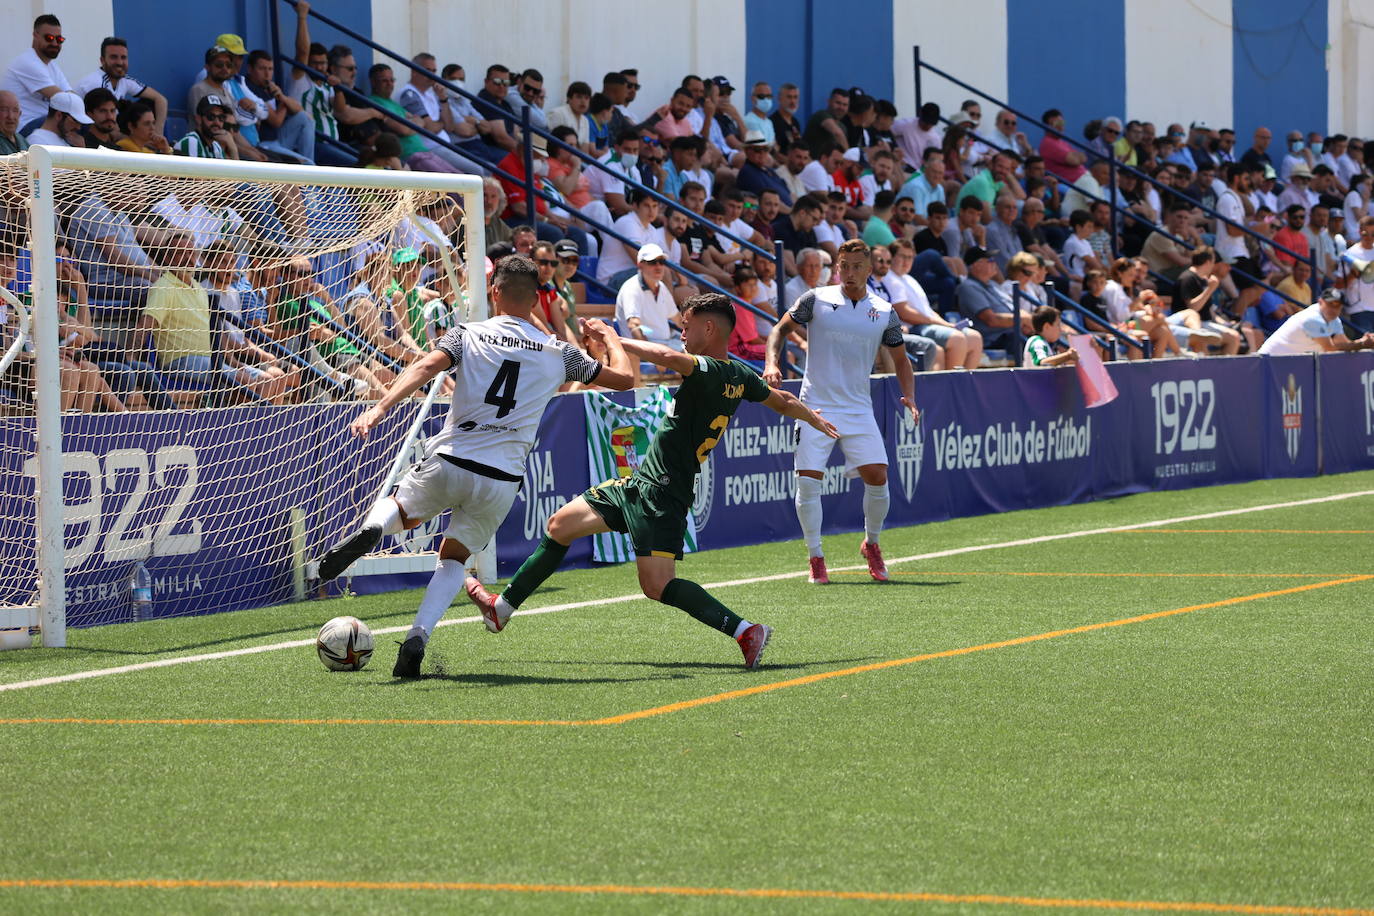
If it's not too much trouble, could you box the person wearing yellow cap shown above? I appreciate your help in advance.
[214,33,247,56]
[187,44,257,159]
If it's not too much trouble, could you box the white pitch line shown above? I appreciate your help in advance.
[2,488,1371,695]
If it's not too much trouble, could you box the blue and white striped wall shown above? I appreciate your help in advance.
[894,0,1345,147]
[0,1,1366,142]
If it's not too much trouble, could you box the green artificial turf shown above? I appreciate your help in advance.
[1,472,1373,914]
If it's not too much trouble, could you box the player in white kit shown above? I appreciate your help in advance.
[316,255,635,676]
[763,238,919,584]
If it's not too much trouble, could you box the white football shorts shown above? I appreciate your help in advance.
[794,410,887,478]
[392,454,520,550]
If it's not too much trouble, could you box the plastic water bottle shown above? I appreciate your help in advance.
[130,562,153,620]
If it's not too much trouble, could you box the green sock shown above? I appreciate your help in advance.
[659,578,744,636]
[501,535,569,609]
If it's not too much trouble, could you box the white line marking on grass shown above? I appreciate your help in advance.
[2,488,1371,695]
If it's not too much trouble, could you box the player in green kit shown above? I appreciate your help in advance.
[465,293,838,668]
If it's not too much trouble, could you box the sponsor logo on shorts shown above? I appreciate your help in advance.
[457,420,514,433]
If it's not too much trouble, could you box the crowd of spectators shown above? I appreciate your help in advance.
[5,6,1374,414]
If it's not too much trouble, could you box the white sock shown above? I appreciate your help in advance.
[795,475,824,557]
[412,558,466,639]
[495,594,516,617]
[732,619,753,639]
[363,497,404,536]
[863,482,890,542]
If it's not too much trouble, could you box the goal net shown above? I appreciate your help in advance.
[0,147,484,646]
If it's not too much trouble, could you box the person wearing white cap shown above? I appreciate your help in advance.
[26,89,91,148]
[615,243,684,352]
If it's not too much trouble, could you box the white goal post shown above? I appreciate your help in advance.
[7,146,485,647]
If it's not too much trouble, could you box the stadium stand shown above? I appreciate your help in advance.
[5,1,1374,419]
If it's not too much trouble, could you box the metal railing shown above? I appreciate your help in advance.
[269,0,796,371]
[916,46,1322,316]
[1040,283,1151,359]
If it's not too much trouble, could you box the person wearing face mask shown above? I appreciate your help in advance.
[1280,131,1315,181]
[743,81,776,148]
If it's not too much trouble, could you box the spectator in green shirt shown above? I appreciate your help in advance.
[861,190,899,246]
[1022,305,1079,368]
[958,150,1024,212]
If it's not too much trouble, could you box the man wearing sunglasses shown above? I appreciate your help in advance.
[174,93,238,160]
[986,109,1031,158]
[2,14,72,134]
[619,69,640,116]
[504,68,546,131]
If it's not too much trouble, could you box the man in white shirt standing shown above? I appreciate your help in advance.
[74,36,167,135]
[763,239,919,585]
[1215,162,1264,318]
[2,14,70,133]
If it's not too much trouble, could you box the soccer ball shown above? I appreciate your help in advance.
[316,616,374,671]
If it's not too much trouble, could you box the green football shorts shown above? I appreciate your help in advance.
[583,477,689,560]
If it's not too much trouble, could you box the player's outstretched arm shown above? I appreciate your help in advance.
[619,336,698,376]
[350,348,452,440]
[762,386,838,439]
[762,313,800,386]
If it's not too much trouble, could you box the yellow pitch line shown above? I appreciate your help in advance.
[829,571,1347,579]
[1116,529,1374,535]
[6,576,1369,730]
[0,717,577,727]
[581,575,1374,726]
[0,878,1370,914]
